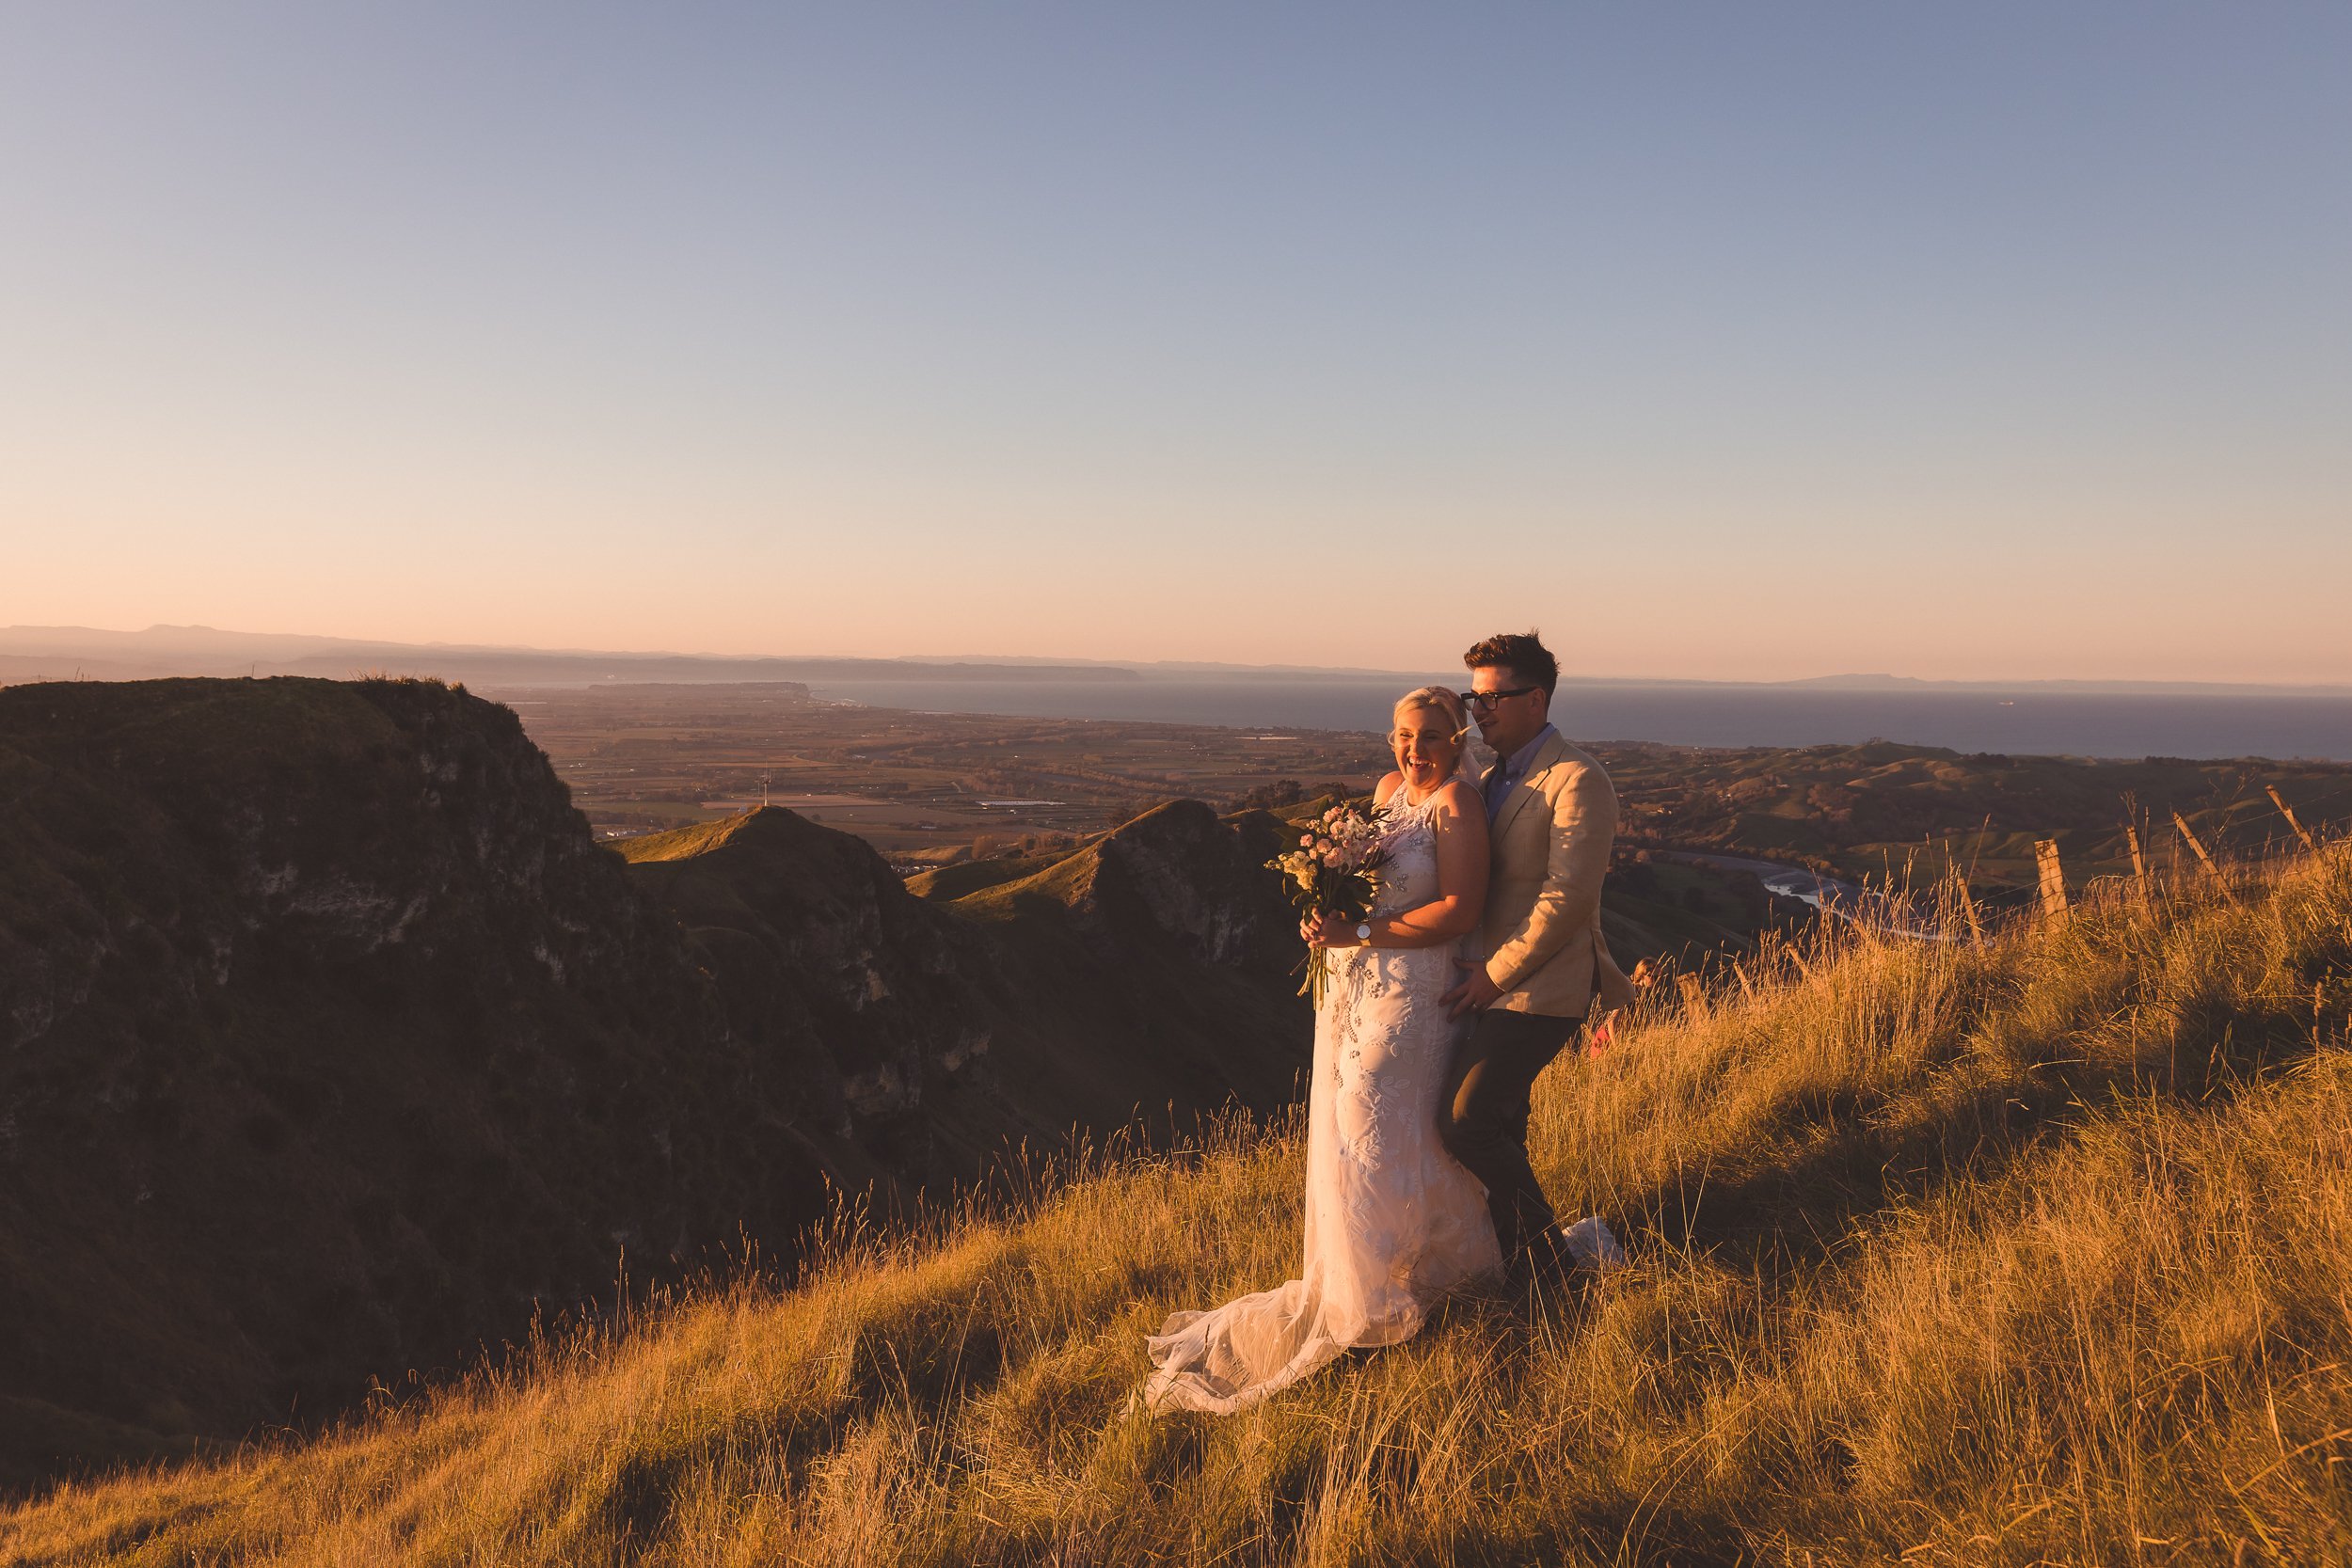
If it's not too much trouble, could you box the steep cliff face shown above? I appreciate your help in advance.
[619,799,1312,1188]
[0,678,1318,1491]
[622,809,1005,1187]
[939,801,1311,1149]
[0,678,825,1488]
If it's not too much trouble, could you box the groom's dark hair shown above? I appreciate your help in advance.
[1463,631,1559,699]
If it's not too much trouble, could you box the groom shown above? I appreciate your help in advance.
[1438,630,1631,1281]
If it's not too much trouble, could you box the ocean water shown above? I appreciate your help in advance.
[802,678,2352,762]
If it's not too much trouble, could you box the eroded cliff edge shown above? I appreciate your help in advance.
[0,677,1309,1489]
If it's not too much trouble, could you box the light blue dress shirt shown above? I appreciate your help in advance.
[1481,723,1558,820]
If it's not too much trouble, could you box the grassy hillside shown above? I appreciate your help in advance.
[9,844,2352,1564]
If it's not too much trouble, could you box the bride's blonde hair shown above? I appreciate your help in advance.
[1392,685,1470,751]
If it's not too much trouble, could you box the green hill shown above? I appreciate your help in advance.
[11,834,2348,1562]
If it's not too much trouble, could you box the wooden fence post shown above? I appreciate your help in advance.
[2124,820,2147,884]
[2035,839,2068,925]
[2173,811,2218,875]
[2267,786,2316,851]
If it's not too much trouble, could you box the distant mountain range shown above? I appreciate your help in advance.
[0,626,1138,688]
[3,625,2345,697]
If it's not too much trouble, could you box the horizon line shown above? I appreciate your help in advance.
[5,623,2352,698]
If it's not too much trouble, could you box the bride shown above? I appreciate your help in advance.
[1144,686,1504,1413]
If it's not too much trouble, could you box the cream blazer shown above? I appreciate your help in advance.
[1478,730,1634,1020]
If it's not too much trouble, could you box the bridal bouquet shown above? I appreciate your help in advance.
[1268,802,1391,1009]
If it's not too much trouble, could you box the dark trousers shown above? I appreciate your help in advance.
[1438,1007,1582,1263]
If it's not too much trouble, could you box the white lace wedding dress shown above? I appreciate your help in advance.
[1144,790,1504,1413]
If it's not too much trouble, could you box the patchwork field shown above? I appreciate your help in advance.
[493,682,1387,863]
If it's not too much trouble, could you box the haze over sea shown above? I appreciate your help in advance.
[803,677,2352,763]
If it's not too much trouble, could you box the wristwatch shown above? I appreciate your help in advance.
[1355,921,1374,944]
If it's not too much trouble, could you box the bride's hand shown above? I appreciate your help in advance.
[1301,912,1359,948]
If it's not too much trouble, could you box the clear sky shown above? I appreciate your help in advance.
[4,4,2346,681]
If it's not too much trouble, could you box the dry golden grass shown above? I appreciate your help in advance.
[8,847,2352,1566]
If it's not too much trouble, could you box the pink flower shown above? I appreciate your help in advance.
[1299,833,1314,847]
[1315,838,1332,854]
[1323,849,1344,868]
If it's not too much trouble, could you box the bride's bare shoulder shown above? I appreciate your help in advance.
[1373,770,1405,806]
[1432,778,1486,819]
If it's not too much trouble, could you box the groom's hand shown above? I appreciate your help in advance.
[1441,959,1503,1019]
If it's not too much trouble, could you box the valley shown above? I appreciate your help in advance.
[492,682,1379,861]
[504,680,2352,963]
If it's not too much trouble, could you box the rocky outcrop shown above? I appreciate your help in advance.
[1055,800,1299,967]
[0,678,1315,1491]
[0,678,824,1490]
[619,798,1311,1190]
[621,809,1005,1186]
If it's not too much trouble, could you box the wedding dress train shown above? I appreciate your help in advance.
[1144,792,1503,1413]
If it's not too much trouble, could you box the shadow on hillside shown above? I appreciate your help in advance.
[1615,957,2343,1273]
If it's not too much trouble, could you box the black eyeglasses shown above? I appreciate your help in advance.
[1460,686,1539,710]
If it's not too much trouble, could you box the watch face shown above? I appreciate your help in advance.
[1356,923,1373,940]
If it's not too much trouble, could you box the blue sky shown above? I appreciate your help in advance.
[4,3,2346,679]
